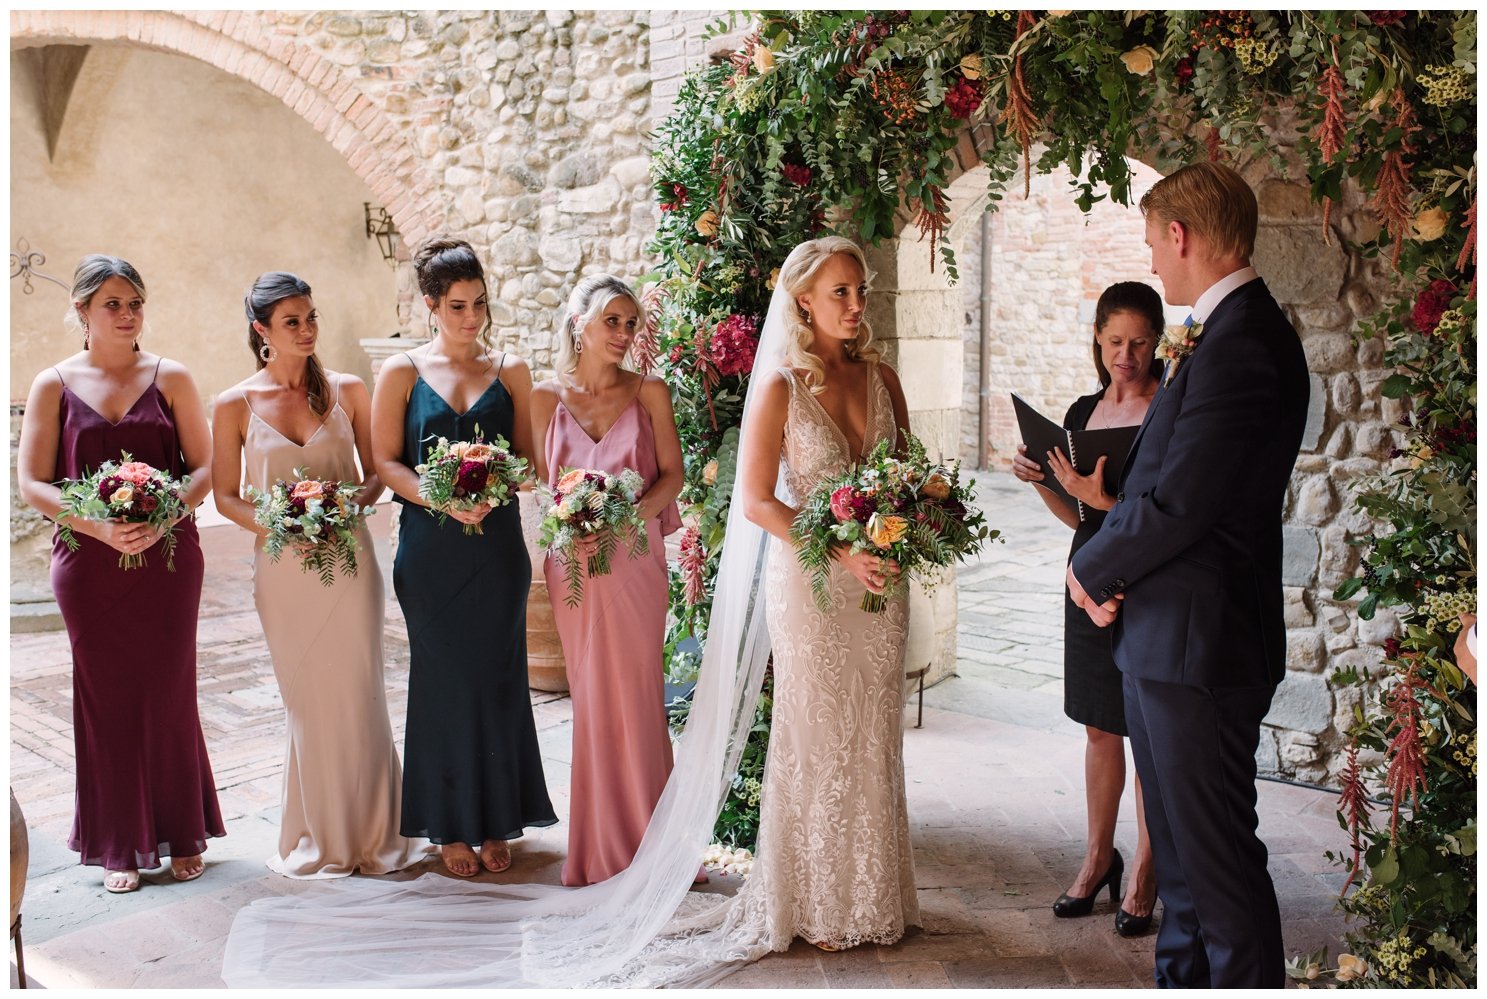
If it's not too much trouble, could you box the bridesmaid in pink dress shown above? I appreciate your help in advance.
[530,275,688,887]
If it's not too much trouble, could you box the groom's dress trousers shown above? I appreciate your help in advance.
[1072,278,1309,988]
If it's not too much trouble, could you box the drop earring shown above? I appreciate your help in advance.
[82,321,90,351]
[259,341,277,363]
[802,308,812,326]
[428,314,438,338]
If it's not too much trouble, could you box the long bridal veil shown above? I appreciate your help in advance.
[220,251,811,989]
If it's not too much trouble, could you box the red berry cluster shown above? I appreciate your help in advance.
[1367,12,1408,27]
[1189,10,1254,50]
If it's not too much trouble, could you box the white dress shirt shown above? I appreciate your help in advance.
[1190,265,1260,324]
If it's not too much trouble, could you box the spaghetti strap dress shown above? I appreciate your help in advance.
[49,362,224,870]
[394,356,557,844]
[243,384,434,877]
[543,392,681,886]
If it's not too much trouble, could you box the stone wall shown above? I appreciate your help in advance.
[269,8,658,374]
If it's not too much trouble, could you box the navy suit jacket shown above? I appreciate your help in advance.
[1071,279,1309,689]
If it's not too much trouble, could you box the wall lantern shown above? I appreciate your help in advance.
[363,203,400,267]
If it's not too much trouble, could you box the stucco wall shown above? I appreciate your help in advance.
[9,44,398,404]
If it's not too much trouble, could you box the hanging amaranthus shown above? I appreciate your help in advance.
[1371,87,1420,268]
[678,525,707,607]
[634,284,670,375]
[1457,200,1477,298]
[1337,738,1372,895]
[999,10,1042,198]
[1382,658,1430,838]
[1314,46,1349,244]
[914,184,951,272]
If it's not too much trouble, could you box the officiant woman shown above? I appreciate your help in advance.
[1011,280,1163,936]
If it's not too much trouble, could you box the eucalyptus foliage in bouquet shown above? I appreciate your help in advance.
[791,433,998,613]
[55,453,189,570]
[415,426,528,536]
[248,469,370,587]
[538,466,649,608]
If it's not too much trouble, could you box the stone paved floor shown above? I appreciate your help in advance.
[8,472,1349,988]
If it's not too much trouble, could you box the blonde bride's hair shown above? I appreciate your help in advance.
[778,236,880,394]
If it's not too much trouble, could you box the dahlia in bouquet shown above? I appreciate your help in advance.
[247,469,371,587]
[415,426,529,536]
[537,466,649,608]
[55,453,190,570]
[791,433,999,613]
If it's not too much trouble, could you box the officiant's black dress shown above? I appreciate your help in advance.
[1061,389,1127,736]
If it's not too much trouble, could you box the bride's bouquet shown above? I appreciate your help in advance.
[791,433,999,613]
[55,453,190,571]
[538,466,649,608]
[415,427,528,535]
[248,469,371,587]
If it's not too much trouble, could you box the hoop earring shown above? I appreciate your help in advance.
[259,341,277,363]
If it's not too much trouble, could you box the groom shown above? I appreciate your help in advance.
[1066,162,1309,988]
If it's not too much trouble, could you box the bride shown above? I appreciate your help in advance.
[222,237,919,987]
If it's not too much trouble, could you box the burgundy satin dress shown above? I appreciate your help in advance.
[49,373,224,870]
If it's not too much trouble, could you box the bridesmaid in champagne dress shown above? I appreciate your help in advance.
[212,272,432,878]
[736,238,919,950]
[530,275,685,887]
[372,238,555,878]
[17,255,223,894]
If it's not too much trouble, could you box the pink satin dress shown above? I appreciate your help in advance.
[543,394,681,886]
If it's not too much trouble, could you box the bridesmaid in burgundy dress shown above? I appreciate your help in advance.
[530,275,691,887]
[16,255,224,894]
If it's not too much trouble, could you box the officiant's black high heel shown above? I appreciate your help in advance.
[1052,850,1123,918]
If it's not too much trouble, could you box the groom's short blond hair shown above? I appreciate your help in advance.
[1140,162,1257,260]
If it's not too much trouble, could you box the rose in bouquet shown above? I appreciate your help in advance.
[415,425,529,536]
[537,466,649,608]
[791,433,1000,612]
[247,469,372,587]
[55,453,190,570]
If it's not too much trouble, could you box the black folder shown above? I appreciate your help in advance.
[1011,393,1139,522]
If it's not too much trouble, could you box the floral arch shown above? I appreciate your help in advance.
[642,11,1476,988]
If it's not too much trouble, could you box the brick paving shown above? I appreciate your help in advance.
[8,472,1349,988]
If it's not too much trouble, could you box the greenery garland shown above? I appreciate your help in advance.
[644,12,1475,985]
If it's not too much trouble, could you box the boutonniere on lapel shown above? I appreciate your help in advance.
[1157,319,1204,386]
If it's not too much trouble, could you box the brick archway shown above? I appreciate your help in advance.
[11,9,437,246]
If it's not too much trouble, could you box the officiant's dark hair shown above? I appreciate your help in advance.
[1092,282,1165,387]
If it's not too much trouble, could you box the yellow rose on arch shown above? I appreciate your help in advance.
[1119,45,1159,76]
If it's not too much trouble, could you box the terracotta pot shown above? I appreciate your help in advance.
[518,490,568,693]
[10,788,28,928]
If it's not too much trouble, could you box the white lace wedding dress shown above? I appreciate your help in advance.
[752,364,918,948]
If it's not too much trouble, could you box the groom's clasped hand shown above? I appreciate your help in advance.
[1066,562,1122,627]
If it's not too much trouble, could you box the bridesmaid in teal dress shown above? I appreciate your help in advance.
[371,237,556,878]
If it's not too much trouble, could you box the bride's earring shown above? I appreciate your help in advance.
[801,308,812,327]
[259,341,277,363]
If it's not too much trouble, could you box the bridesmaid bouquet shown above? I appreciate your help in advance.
[55,453,190,571]
[791,433,999,613]
[247,469,371,587]
[415,427,529,536]
[537,466,649,608]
